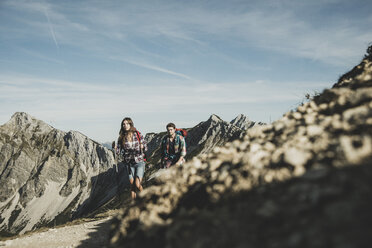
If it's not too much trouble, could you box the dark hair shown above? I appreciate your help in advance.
[166,122,176,129]
[118,117,136,146]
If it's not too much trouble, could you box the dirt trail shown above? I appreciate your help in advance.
[0,217,112,248]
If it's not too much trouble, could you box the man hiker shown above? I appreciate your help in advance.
[161,123,186,168]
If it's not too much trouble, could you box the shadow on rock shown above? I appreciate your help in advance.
[76,218,113,248]
[74,162,131,218]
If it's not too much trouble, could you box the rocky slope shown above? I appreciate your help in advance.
[109,47,372,247]
[145,114,249,165]
[0,113,123,236]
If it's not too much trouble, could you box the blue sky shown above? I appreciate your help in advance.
[1,0,371,143]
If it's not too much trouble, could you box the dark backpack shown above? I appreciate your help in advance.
[175,128,187,138]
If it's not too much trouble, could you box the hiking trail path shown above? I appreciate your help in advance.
[0,217,112,248]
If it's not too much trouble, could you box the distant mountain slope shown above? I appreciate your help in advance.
[0,113,123,236]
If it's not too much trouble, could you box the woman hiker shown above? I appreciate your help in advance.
[116,117,147,199]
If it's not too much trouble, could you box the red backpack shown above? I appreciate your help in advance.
[175,128,187,138]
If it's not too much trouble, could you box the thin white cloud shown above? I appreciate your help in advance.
[0,75,328,109]
[99,3,370,65]
[43,7,59,50]
[16,47,64,64]
[110,57,192,80]
[2,0,90,47]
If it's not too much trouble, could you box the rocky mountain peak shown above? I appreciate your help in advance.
[4,112,53,134]
[231,114,249,123]
[11,111,32,122]
[8,112,36,127]
[230,114,255,130]
[207,114,223,123]
[236,113,245,119]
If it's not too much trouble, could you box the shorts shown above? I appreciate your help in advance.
[162,157,185,168]
[127,161,146,180]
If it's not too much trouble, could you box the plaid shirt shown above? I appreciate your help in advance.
[117,131,147,164]
[162,134,186,161]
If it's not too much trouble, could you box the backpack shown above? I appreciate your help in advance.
[175,128,187,138]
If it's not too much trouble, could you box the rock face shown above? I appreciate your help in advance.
[186,114,245,158]
[145,114,246,164]
[109,47,372,247]
[0,113,124,236]
[230,114,263,130]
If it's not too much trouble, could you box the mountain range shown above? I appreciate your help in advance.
[0,112,255,236]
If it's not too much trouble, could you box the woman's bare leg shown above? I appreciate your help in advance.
[130,178,136,199]
[135,177,143,192]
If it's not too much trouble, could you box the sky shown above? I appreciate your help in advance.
[1,0,372,143]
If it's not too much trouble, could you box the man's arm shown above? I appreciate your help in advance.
[175,136,186,165]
